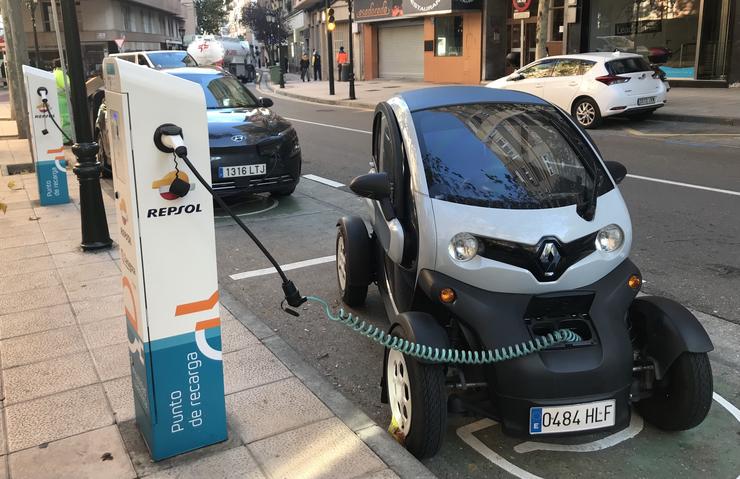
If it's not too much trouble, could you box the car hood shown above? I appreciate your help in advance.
[486,77,510,88]
[206,107,291,147]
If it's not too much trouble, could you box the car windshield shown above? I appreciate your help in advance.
[147,52,197,69]
[170,73,258,109]
[412,103,613,209]
[606,57,653,74]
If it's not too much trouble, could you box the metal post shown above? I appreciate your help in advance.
[28,1,41,68]
[347,0,356,100]
[326,0,335,95]
[49,0,76,142]
[60,0,112,251]
[520,19,525,68]
[280,63,285,88]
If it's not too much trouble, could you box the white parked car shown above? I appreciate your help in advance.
[487,52,667,128]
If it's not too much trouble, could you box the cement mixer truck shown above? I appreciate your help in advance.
[187,35,255,82]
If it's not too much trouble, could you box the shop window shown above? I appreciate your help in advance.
[549,0,565,42]
[435,16,463,57]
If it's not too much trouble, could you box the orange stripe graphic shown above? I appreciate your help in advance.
[55,155,65,160]
[175,291,219,316]
[195,318,221,330]
[122,276,138,331]
[47,147,64,154]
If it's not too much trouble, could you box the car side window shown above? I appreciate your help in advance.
[118,55,135,63]
[137,55,149,67]
[552,59,583,77]
[578,60,596,75]
[520,60,555,79]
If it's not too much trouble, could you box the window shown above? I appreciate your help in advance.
[519,60,556,78]
[169,73,258,109]
[606,57,652,74]
[123,6,132,31]
[40,2,55,32]
[147,52,197,68]
[412,103,612,210]
[552,59,594,77]
[434,16,463,57]
[549,0,565,42]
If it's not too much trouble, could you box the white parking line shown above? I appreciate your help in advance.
[303,174,346,188]
[284,117,372,135]
[229,255,335,280]
[626,174,740,196]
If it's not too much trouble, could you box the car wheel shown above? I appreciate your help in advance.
[335,220,370,306]
[628,109,656,121]
[573,97,602,129]
[637,352,713,431]
[386,325,446,459]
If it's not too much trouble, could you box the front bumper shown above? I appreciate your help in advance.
[417,259,641,437]
[210,148,302,196]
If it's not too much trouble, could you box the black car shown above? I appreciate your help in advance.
[96,67,301,197]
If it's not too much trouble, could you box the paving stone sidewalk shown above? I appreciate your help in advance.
[0,161,431,476]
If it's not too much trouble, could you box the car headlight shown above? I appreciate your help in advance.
[449,233,479,262]
[595,224,624,252]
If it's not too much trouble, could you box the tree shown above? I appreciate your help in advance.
[241,3,290,62]
[195,0,227,35]
[535,0,550,60]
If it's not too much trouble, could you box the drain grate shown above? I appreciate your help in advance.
[5,163,35,175]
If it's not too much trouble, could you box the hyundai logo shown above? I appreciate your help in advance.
[231,135,246,142]
[538,241,561,277]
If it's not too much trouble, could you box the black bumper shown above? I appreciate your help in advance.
[417,259,641,437]
[211,147,301,197]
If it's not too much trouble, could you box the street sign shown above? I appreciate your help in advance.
[512,0,531,12]
[115,37,126,49]
[513,11,531,19]
[103,58,226,461]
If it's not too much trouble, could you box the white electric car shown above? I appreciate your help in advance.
[487,52,667,128]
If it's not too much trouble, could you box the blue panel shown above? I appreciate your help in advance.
[529,407,543,433]
[36,160,70,206]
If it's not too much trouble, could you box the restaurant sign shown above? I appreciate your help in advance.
[355,0,480,22]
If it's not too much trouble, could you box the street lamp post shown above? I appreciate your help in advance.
[60,0,112,251]
[347,0,356,100]
[26,0,41,68]
[178,26,186,50]
[266,12,285,88]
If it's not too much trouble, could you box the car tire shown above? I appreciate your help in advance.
[335,219,371,307]
[628,109,656,121]
[386,324,446,459]
[637,352,713,431]
[572,97,602,129]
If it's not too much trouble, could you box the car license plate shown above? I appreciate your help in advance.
[529,399,615,434]
[637,96,656,106]
[219,164,266,178]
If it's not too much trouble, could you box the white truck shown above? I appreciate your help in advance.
[187,35,255,82]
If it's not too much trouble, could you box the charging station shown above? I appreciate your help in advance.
[102,57,227,460]
[22,65,69,206]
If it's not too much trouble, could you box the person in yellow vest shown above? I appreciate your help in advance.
[336,46,348,81]
[52,60,73,143]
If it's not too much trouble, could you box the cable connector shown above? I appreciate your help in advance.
[281,280,306,316]
[154,123,187,157]
[37,87,49,102]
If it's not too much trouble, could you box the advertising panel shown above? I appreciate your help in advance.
[355,0,480,22]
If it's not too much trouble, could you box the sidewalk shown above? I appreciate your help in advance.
[260,71,740,125]
[0,109,432,477]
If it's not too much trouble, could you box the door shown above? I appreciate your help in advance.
[378,22,424,80]
[508,59,556,98]
[544,58,593,111]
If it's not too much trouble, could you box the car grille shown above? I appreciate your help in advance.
[212,174,294,190]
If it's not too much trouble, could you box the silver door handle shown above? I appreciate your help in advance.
[568,81,578,86]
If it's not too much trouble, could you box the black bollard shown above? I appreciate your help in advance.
[280,65,285,89]
[60,0,111,251]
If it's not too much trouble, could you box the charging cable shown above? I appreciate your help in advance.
[37,87,73,144]
[154,124,306,313]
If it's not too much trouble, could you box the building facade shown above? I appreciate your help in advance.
[21,0,189,76]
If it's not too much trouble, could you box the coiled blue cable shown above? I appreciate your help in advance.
[306,296,582,365]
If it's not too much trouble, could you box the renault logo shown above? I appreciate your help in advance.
[538,241,561,277]
[231,135,246,142]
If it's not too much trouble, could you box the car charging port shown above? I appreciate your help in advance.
[527,315,596,348]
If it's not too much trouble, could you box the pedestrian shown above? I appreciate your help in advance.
[336,46,348,81]
[281,56,288,75]
[52,59,73,143]
[300,53,310,82]
[312,49,322,81]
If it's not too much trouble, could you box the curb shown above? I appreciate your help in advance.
[219,289,435,479]
[256,72,740,126]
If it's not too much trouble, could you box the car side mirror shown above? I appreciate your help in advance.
[257,97,273,108]
[604,161,627,184]
[509,73,525,81]
[349,172,391,200]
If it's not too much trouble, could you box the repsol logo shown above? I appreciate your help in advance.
[147,203,203,218]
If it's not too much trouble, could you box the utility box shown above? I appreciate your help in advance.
[103,58,227,460]
[22,65,69,206]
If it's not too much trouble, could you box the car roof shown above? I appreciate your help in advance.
[161,66,223,75]
[111,50,183,56]
[533,52,644,63]
[397,86,548,112]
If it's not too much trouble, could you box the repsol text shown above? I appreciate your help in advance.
[147,203,203,218]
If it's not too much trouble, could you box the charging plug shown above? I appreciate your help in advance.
[154,123,188,158]
[37,87,48,102]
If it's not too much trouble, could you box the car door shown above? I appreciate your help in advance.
[544,58,594,111]
[504,60,556,99]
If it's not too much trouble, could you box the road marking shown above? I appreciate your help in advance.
[284,117,371,135]
[514,413,643,454]
[713,392,740,423]
[303,174,345,188]
[230,255,335,280]
[626,128,740,137]
[626,174,740,197]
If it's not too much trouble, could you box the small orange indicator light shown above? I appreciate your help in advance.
[440,288,456,304]
[628,275,642,289]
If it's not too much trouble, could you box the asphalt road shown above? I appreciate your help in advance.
[215,87,740,478]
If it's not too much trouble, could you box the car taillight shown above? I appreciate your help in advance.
[652,67,666,80]
[595,75,630,86]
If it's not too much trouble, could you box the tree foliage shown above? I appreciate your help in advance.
[195,0,227,35]
[241,3,290,48]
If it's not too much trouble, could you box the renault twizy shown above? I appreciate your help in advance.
[335,87,714,458]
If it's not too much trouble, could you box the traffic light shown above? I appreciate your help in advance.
[327,8,336,32]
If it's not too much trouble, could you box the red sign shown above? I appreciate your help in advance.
[115,37,126,49]
[512,0,531,12]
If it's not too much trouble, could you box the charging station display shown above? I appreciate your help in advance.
[22,65,69,206]
[103,58,226,460]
